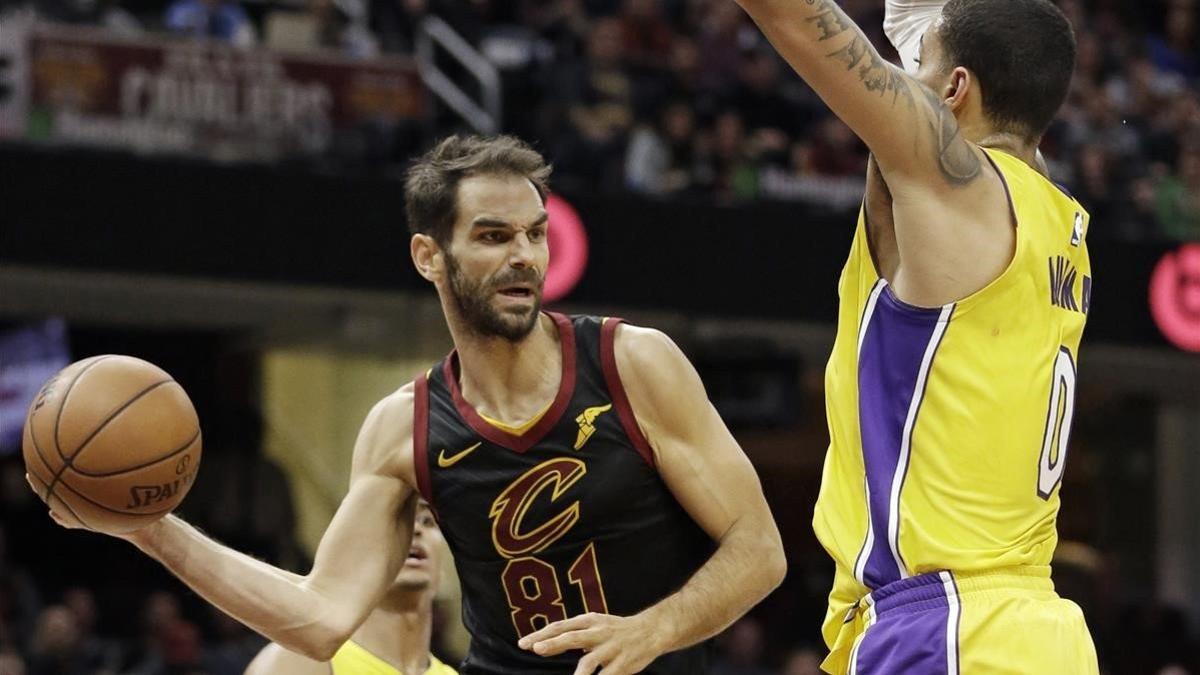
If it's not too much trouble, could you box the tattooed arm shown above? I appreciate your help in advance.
[735,0,979,184]
[736,0,1014,307]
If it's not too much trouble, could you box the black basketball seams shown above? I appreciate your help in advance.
[46,378,175,502]
[25,415,60,502]
[51,355,115,463]
[70,429,200,478]
[23,450,55,503]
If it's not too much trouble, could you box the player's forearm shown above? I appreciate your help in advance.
[636,515,785,654]
[125,515,353,660]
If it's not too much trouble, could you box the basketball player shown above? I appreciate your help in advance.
[30,135,786,675]
[244,502,456,675]
[733,0,1098,671]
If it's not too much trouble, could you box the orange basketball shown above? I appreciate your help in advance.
[22,355,202,534]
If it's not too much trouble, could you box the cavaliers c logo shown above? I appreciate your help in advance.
[489,458,586,559]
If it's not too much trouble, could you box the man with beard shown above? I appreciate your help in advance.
[243,502,456,675]
[30,135,786,675]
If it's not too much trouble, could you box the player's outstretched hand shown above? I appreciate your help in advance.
[518,612,663,675]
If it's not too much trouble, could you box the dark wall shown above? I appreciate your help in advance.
[0,143,1180,349]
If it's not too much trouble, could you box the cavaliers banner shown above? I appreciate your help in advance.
[24,25,425,161]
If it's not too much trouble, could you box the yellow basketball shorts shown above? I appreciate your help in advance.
[823,566,1099,674]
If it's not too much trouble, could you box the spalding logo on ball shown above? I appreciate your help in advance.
[1149,243,1200,353]
[23,355,202,534]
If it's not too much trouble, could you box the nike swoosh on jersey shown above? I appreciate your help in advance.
[438,442,482,468]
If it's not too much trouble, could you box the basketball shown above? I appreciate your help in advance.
[22,355,203,534]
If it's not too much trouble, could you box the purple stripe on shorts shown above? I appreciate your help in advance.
[853,572,953,675]
[854,287,951,589]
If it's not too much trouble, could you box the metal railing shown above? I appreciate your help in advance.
[415,15,501,134]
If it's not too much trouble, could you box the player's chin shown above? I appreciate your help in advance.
[394,569,433,590]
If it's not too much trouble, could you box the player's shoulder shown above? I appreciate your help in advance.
[611,322,696,397]
[352,381,418,477]
[364,382,416,439]
[611,321,679,362]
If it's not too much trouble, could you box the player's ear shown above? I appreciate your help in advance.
[943,66,973,114]
[411,233,444,282]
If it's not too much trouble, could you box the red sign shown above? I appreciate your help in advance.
[1149,243,1200,353]
[544,195,588,303]
[25,25,424,161]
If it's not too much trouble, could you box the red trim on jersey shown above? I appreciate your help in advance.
[412,373,434,508]
[443,312,577,453]
[600,318,656,468]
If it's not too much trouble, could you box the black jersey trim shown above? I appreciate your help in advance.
[600,318,656,469]
[443,312,577,453]
[413,373,434,509]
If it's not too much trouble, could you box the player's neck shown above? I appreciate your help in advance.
[452,313,562,422]
[353,592,434,675]
[974,129,1039,172]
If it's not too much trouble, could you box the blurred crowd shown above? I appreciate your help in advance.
[0,0,1197,240]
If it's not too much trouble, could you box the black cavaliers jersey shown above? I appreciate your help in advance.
[413,313,715,675]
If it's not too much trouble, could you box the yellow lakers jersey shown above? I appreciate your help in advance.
[814,148,1092,648]
[330,641,457,675]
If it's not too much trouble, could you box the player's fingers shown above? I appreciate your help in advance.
[25,473,44,501]
[572,650,605,675]
[519,614,598,649]
[531,628,600,656]
[45,504,82,530]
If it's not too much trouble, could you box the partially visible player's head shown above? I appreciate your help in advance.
[919,0,1076,143]
[405,135,552,342]
[391,501,445,597]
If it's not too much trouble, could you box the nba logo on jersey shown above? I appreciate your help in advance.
[1071,212,1083,247]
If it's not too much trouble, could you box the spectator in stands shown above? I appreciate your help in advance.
[515,0,589,62]
[26,607,84,675]
[1148,0,1199,80]
[60,588,120,674]
[727,49,805,166]
[0,651,25,675]
[264,0,378,57]
[1072,142,1120,230]
[1156,140,1200,240]
[625,99,696,195]
[616,0,673,70]
[552,16,635,190]
[695,108,759,200]
[123,592,183,675]
[806,116,866,178]
[694,1,751,94]
[30,0,140,34]
[164,0,257,47]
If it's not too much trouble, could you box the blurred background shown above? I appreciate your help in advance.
[0,0,1198,673]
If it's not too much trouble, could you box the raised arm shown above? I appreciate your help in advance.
[521,324,786,675]
[42,386,419,661]
[735,0,980,187]
[739,0,1017,306]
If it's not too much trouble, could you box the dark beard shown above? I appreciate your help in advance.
[445,253,543,342]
